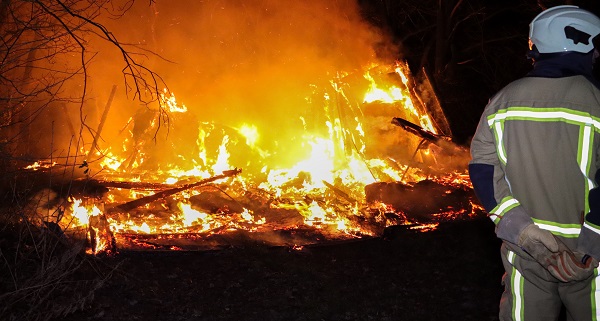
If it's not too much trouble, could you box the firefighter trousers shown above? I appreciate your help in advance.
[499,242,600,321]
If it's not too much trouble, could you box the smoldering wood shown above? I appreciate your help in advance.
[391,117,470,171]
[322,180,357,204]
[365,179,477,221]
[85,179,477,252]
[84,179,175,191]
[59,179,111,199]
[187,188,305,226]
[106,168,242,214]
[3,169,109,204]
[111,204,386,251]
[114,227,358,251]
[188,190,246,214]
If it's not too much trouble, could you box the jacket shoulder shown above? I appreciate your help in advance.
[488,76,600,111]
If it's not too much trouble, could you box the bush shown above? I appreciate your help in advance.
[0,197,115,321]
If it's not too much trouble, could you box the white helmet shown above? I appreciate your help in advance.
[529,5,600,54]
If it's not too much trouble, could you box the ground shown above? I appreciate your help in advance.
[55,217,504,321]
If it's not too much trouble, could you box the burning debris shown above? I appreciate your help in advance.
[0,0,481,255]
[14,61,480,254]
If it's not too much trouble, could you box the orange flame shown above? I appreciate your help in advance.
[41,61,472,254]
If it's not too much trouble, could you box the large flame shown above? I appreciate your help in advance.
[34,61,472,254]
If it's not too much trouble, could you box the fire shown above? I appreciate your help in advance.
[363,72,404,104]
[24,161,57,170]
[24,61,475,254]
[363,62,438,134]
[99,152,123,171]
[238,124,260,147]
[161,89,188,113]
[213,135,232,174]
[70,199,99,225]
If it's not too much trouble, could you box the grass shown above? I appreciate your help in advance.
[0,171,116,321]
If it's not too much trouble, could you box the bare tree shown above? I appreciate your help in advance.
[0,0,168,166]
[0,3,170,320]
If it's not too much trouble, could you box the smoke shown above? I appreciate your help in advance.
[84,0,399,169]
[126,0,392,105]
[24,0,401,172]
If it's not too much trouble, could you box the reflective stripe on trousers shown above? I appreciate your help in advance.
[499,243,600,321]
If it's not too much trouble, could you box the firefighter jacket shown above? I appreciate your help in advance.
[469,55,600,259]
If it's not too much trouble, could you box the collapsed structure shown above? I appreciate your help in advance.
[18,61,478,254]
[0,1,479,254]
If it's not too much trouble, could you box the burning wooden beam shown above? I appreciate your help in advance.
[391,117,443,145]
[322,180,357,204]
[106,168,242,214]
[85,179,175,191]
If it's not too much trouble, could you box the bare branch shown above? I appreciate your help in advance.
[0,0,171,163]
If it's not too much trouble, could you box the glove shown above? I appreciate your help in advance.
[553,251,599,282]
[517,224,572,281]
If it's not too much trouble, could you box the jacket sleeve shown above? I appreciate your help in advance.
[578,167,600,260]
[469,102,533,244]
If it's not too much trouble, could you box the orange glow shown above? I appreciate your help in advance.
[161,89,188,113]
[24,161,57,170]
[30,61,473,254]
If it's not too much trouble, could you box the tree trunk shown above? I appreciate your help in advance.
[0,0,10,28]
[434,0,449,75]
[15,30,40,156]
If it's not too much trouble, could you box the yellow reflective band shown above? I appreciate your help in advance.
[593,269,600,321]
[581,124,595,213]
[487,109,600,128]
[489,198,520,225]
[493,121,507,164]
[507,250,524,321]
[534,222,581,238]
[492,198,519,216]
[584,222,600,237]
[580,125,592,175]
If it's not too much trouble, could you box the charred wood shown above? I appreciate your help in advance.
[187,189,305,227]
[84,179,175,191]
[114,227,357,251]
[365,179,477,221]
[322,180,357,204]
[391,117,442,145]
[188,190,246,214]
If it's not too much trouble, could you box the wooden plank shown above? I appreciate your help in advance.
[106,169,242,214]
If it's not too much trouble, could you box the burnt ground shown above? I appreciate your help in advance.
[54,217,504,321]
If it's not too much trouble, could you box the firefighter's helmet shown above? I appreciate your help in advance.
[529,5,600,54]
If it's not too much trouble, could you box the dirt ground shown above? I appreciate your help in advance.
[55,217,504,321]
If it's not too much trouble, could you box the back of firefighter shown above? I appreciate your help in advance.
[469,5,600,321]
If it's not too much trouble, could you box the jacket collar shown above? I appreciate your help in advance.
[527,51,600,88]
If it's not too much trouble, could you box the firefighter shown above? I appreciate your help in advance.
[469,5,600,321]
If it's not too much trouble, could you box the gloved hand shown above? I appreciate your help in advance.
[553,251,599,282]
[517,224,572,281]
